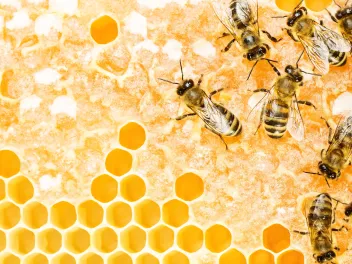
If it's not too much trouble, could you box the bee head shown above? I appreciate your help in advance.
[287,7,307,27]
[316,251,336,263]
[246,46,267,61]
[345,204,352,217]
[177,79,194,96]
[318,162,340,180]
[285,65,303,82]
[336,7,352,20]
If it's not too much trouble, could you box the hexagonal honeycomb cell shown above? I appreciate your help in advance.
[23,253,49,264]
[91,174,118,203]
[78,199,104,228]
[120,174,146,202]
[64,227,90,254]
[249,249,275,264]
[175,172,204,201]
[219,248,247,264]
[93,227,118,253]
[38,228,62,254]
[275,0,301,11]
[162,199,189,228]
[120,225,146,253]
[136,253,159,264]
[51,253,76,264]
[263,224,290,253]
[119,121,146,150]
[9,227,35,254]
[0,230,5,251]
[0,201,20,229]
[23,201,48,229]
[205,224,232,253]
[277,250,304,264]
[177,225,203,253]
[107,201,132,228]
[0,179,5,200]
[304,0,332,11]
[135,199,160,228]
[8,175,34,204]
[107,251,133,264]
[149,224,174,253]
[51,201,77,229]
[0,150,20,178]
[79,252,104,264]
[0,252,20,264]
[90,15,118,44]
[163,250,190,264]
[105,148,133,176]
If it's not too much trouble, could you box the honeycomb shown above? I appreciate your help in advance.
[0,0,351,263]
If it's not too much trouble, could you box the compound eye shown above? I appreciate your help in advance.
[295,10,302,18]
[185,80,194,88]
[295,75,303,82]
[285,65,293,73]
[345,208,352,216]
[319,163,327,172]
[336,11,343,19]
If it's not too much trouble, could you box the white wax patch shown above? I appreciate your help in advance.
[6,10,31,30]
[248,91,266,109]
[39,174,61,191]
[49,0,78,15]
[50,96,77,118]
[27,0,46,3]
[134,39,159,53]
[124,11,147,38]
[34,68,61,85]
[0,0,21,9]
[20,95,42,115]
[35,14,62,36]
[162,39,182,61]
[137,0,187,9]
[192,39,216,58]
[332,92,352,115]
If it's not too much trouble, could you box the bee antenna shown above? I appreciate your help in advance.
[295,0,304,9]
[300,70,322,77]
[303,171,322,175]
[158,78,179,85]
[325,178,331,188]
[334,0,342,8]
[179,60,184,81]
[256,0,260,35]
[296,50,305,68]
[247,60,259,81]
[271,15,288,18]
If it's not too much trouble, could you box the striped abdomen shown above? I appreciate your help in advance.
[329,50,347,67]
[264,99,289,139]
[229,0,247,30]
[213,103,242,137]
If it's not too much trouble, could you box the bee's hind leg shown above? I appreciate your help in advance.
[332,226,348,232]
[222,38,236,52]
[261,30,282,42]
[293,230,309,235]
[321,117,333,143]
[218,134,229,150]
[217,32,231,39]
[175,113,196,120]
[297,100,317,109]
[197,74,204,86]
[209,88,224,101]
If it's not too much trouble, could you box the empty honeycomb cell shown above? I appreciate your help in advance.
[51,201,77,229]
[8,176,34,204]
[78,200,104,228]
[23,253,49,264]
[175,172,204,201]
[79,252,104,264]
[120,225,146,253]
[107,201,132,228]
[135,199,160,228]
[93,227,118,253]
[23,201,48,229]
[275,0,301,11]
[119,122,146,150]
[108,251,133,264]
[162,199,189,227]
[90,15,118,44]
[263,224,290,253]
[305,0,332,11]
[0,230,5,251]
[105,148,133,176]
[249,249,275,264]
[136,253,160,264]
[163,250,190,264]
[277,250,304,264]
[9,227,35,254]
[120,175,146,202]
[64,227,90,254]
[51,253,76,264]
[0,201,20,229]
[91,174,118,203]
[177,225,203,253]
[0,253,20,264]
[149,225,174,253]
[38,228,62,254]
[219,248,247,264]
[0,179,5,200]
[205,224,232,253]
[0,150,20,178]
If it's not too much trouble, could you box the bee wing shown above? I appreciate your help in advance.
[235,0,257,26]
[287,95,305,141]
[211,0,239,37]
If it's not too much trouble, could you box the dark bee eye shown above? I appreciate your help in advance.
[319,163,327,172]
[336,11,343,19]
[345,208,352,216]
[285,65,294,74]
[294,75,303,82]
[185,80,194,88]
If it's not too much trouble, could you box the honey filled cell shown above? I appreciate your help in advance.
[263,224,290,253]
[79,252,104,264]
[149,225,174,253]
[136,253,159,264]
[0,150,20,178]
[64,227,90,254]
[23,201,48,229]
[107,251,133,264]
[51,253,76,264]
[23,253,49,264]
[90,15,118,44]
[9,227,35,255]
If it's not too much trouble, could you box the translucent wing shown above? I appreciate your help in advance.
[287,95,305,141]
[235,0,256,26]
[211,0,239,37]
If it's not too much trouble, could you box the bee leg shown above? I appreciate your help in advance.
[293,230,309,235]
[222,38,236,52]
[334,247,340,251]
[343,218,350,222]
[209,88,224,101]
[253,88,270,93]
[325,9,338,23]
[332,226,348,232]
[175,113,196,120]
[297,100,317,110]
[217,32,231,39]
[321,117,333,144]
[197,74,204,86]
[283,28,299,42]
[261,30,282,42]
[218,134,229,150]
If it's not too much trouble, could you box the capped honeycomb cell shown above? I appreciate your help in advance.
[107,201,132,228]
[149,224,174,253]
[135,199,160,228]
[91,174,118,203]
[90,15,118,44]
[263,224,290,253]
[121,225,146,253]
[9,227,35,254]
[0,252,20,264]
[121,175,146,202]
[38,228,62,254]
[51,201,77,229]
[163,250,190,264]
[136,253,159,264]
[305,0,332,11]
[277,250,304,264]
[78,200,104,228]
[0,230,5,251]
[0,179,5,200]
[175,172,204,201]
[65,227,90,254]
[119,122,146,150]
[23,201,48,229]
[79,252,104,264]
[205,224,232,253]
[51,253,76,264]
[219,248,247,264]
[275,0,301,11]
[177,225,203,253]
[93,227,118,253]
[0,150,20,178]
[0,201,20,229]
[108,251,133,264]
[105,148,133,176]
[23,253,49,264]
[8,176,34,204]
[249,249,275,264]
[162,199,189,227]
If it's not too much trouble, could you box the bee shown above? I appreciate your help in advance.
[212,0,282,80]
[158,61,242,150]
[248,52,317,140]
[304,113,352,186]
[275,0,351,74]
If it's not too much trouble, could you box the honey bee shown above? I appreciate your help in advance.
[158,61,242,150]
[275,0,351,74]
[212,0,282,80]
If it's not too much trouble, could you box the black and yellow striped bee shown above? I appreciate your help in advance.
[159,61,242,150]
